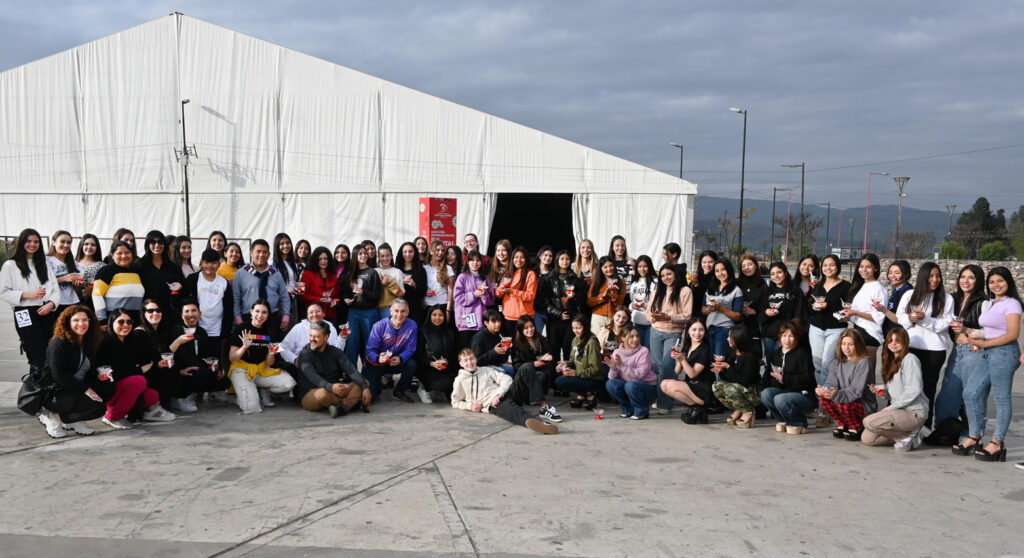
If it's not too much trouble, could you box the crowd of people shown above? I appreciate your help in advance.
[2,227,1021,465]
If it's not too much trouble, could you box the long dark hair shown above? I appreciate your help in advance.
[510,245,532,291]
[535,245,554,275]
[206,230,227,256]
[607,235,629,260]
[986,266,1022,304]
[272,233,296,283]
[138,298,172,350]
[590,256,624,297]
[848,253,880,300]
[633,255,656,294]
[728,324,754,356]
[571,314,593,343]
[651,263,685,310]
[812,254,843,296]
[140,230,167,265]
[554,249,574,274]
[736,253,762,290]
[708,258,736,296]
[694,249,718,288]
[47,230,78,271]
[171,235,192,268]
[681,318,707,353]
[307,246,337,277]
[396,242,420,270]
[446,245,464,277]
[75,233,104,263]
[953,264,985,311]
[514,314,547,355]
[13,228,50,281]
[796,254,819,282]
[767,261,793,290]
[908,261,947,317]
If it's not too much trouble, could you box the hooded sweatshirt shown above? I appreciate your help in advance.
[451,365,512,413]
[607,345,655,384]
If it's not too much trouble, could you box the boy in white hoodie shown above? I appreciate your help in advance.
[451,349,558,434]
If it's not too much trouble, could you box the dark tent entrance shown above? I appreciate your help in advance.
[487,193,575,256]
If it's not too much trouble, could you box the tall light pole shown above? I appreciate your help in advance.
[824,202,831,253]
[730,107,747,254]
[782,162,805,258]
[864,171,889,252]
[945,204,957,259]
[849,218,857,256]
[893,177,910,258]
[174,99,197,237]
[669,143,684,178]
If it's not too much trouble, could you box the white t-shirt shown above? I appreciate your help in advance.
[424,264,455,306]
[197,274,228,336]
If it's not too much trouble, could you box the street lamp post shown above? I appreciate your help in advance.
[849,218,857,256]
[174,99,195,237]
[730,107,747,254]
[669,143,684,179]
[893,177,910,258]
[782,162,805,259]
[945,204,957,260]
[864,171,889,252]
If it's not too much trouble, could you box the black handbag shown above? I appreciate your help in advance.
[17,367,54,416]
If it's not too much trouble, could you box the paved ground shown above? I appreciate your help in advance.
[1,311,1023,558]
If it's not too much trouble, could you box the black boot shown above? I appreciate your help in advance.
[682,405,708,424]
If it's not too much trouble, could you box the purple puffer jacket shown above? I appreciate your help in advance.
[452,272,495,332]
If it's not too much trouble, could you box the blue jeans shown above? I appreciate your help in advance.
[760,387,816,427]
[761,337,780,384]
[964,343,1021,440]
[934,344,985,428]
[344,307,379,366]
[707,326,730,362]
[606,379,657,417]
[650,328,682,410]
[555,375,604,397]
[635,323,651,350]
[808,325,844,385]
[534,312,548,337]
[377,307,390,321]
[362,359,416,398]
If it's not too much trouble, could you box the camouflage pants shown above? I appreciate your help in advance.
[712,381,761,413]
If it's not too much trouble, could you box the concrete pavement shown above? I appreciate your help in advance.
[1,313,1023,557]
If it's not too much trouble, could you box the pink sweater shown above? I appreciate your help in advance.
[608,345,656,384]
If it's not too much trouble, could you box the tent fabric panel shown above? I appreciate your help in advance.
[573,193,688,265]
[0,195,88,240]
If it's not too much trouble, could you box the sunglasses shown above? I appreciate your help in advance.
[115,319,132,325]
[145,308,162,314]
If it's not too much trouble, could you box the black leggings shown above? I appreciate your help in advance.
[13,306,56,371]
[546,317,574,362]
[910,348,947,428]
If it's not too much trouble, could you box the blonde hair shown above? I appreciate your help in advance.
[574,239,596,277]
[428,240,449,285]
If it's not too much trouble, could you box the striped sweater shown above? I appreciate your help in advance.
[92,263,145,320]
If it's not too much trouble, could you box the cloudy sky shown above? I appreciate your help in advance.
[2,1,1021,216]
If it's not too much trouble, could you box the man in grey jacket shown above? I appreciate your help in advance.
[298,321,371,417]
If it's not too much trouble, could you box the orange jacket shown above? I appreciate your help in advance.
[498,269,537,320]
[588,278,627,318]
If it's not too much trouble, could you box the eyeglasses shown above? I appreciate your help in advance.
[145,308,162,314]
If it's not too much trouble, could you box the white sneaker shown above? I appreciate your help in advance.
[417,388,433,404]
[102,416,134,430]
[259,389,275,408]
[63,421,95,436]
[38,411,67,439]
[142,406,176,422]
[173,396,198,413]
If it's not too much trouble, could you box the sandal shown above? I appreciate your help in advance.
[584,395,597,411]
[569,397,584,409]
[832,427,847,439]
[951,435,982,456]
[843,429,862,442]
[975,439,1007,462]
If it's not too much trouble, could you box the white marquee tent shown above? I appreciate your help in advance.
[0,13,696,260]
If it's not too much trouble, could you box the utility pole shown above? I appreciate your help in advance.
[893,177,910,258]
[771,187,778,260]
[782,162,806,258]
[849,218,857,257]
[945,204,957,259]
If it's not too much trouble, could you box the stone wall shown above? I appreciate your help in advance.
[898,259,1024,293]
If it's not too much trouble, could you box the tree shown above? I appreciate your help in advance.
[1009,205,1024,257]
[952,197,1008,257]
[901,231,936,259]
[938,241,967,259]
[772,210,823,259]
[978,240,1009,261]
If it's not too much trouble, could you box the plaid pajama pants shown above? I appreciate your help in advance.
[818,398,865,431]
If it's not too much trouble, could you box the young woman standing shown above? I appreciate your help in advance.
[375,243,407,321]
[806,254,851,385]
[300,247,341,325]
[445,245,464,279]
[138,230,185,320]
[646,263,693,414]
[541,250,588,362]
[487,239,511,288]
[452,250,495,349]
[932,265,986,432]
[896,261,953,428]
[343,245,382,366]
[218,242,245,283]
[879,260,913,337]
[75,233,105,305]
[573,239,598,284]
[758,262,805,368]
[587,256,627,337]
[701,258,744,358]
[414,236,430,265]
[736,253,767,358]
[294,240,312,277]
[424,240,455,323]
[845,254,888,363]
[92,241,145,322]
[627,255,656,349]
[608,235,635,284]
[533,245,555,336]
[960,267,1022,462]
[795,255,819,296]
[206,231,227,262]
[689,250,718,314]
[46,230,83,312]
[496,246,538,336]
[174,236,198,278]
[273,233,299,321]
[0,228,60,372]
[397,241,428,325]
